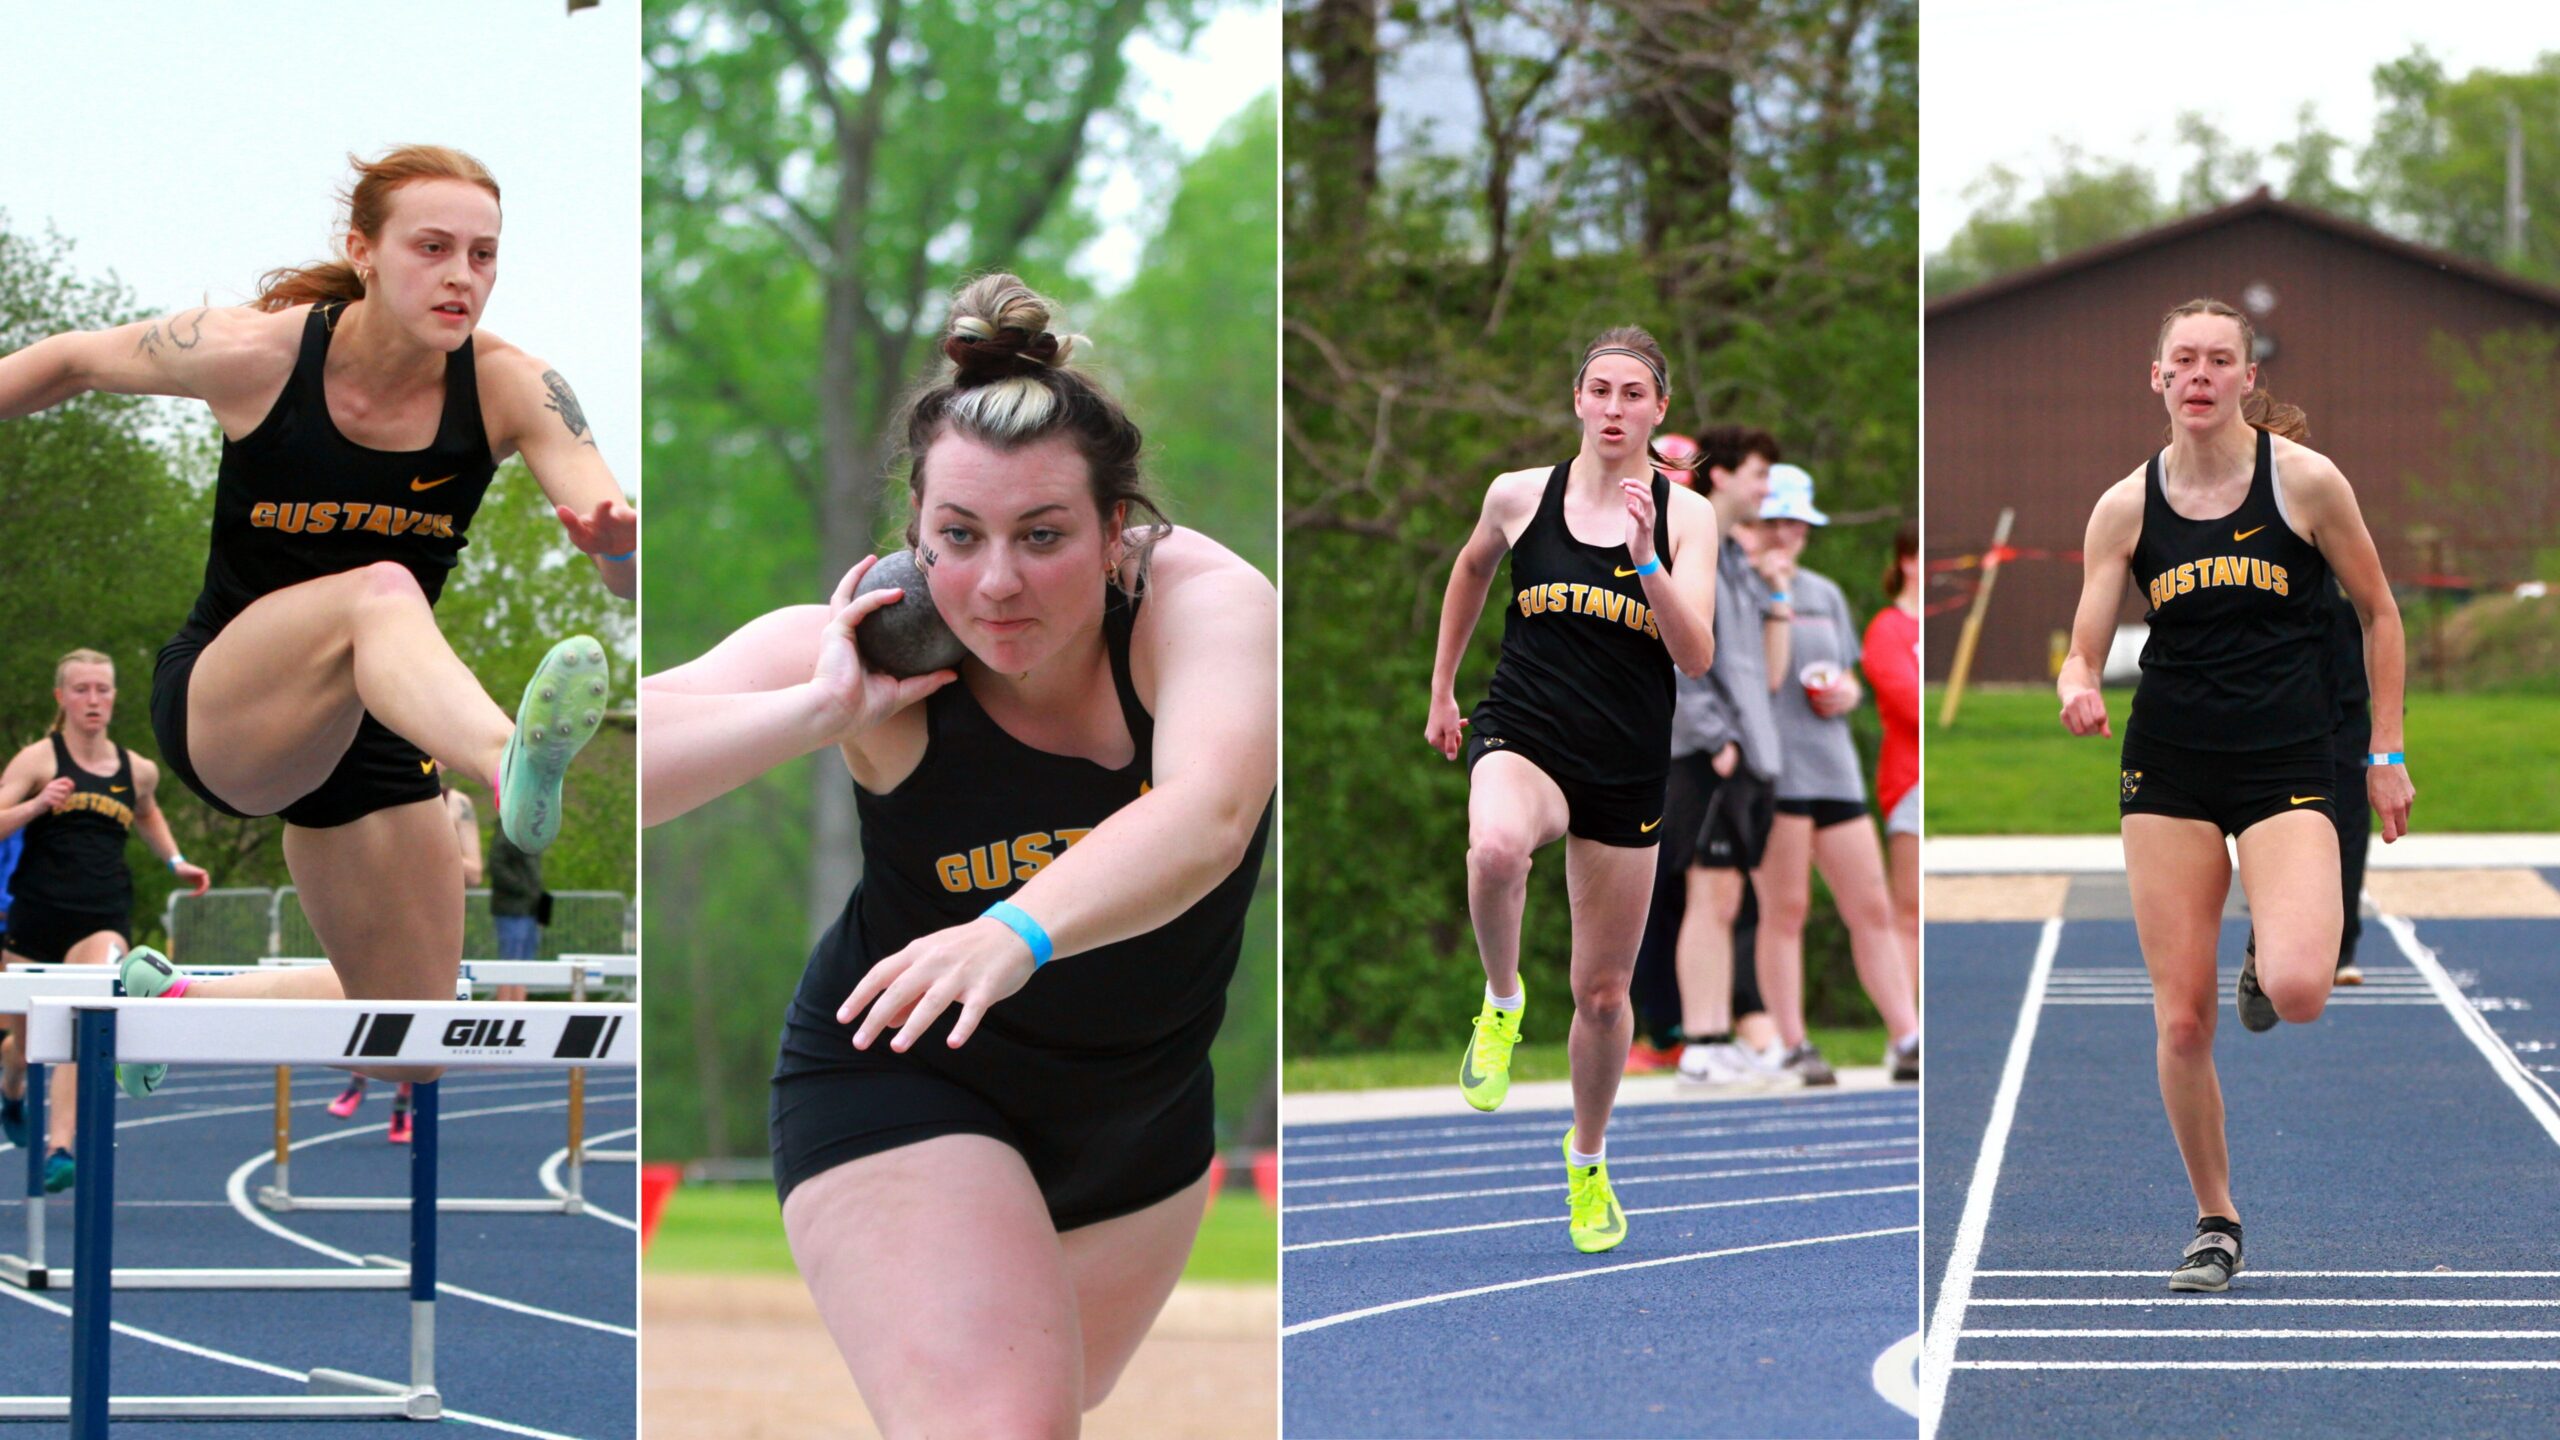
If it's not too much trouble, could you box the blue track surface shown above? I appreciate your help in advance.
[0,1063,636,1436]
[1283,1089,1920,1438]
[1926,913,2560,1438]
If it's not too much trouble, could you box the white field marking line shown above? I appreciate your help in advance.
[0,1277,588,1440]
[1287,1130,1915,1189]
[2042,997,2436,1007]
[1969,1298,2560,1309]
[1281,1183,1917,1251]
[2384,908,2560,1129]
[1287,1111,1914,1167]
[1282,1154,1917,1215]
[1280,1224,1917,1336]
[1957,1359,2560,1371]
[222,1095,640,1338]
[1967,1328,2560,1339]
[0,1075,605,1156]
[1976,1260,2560,1270]
[1919,914,2060,1440]
[1873,1330,1921,1420]
[539,1127,639,1232]
[1282,1093,1914,1148]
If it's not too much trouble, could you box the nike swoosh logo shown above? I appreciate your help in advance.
[411,474,456,492]
[1614,566,1640,577]
[1640,817,1662,833]
[2234,525,2265,541]
[109,785,127,793]
[421,759,439,775]
[1593,1210,1624,1238]
[1461,1051,1487,1088]
[2291,795,2322,805]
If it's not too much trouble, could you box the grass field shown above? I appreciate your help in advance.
[645,1182,1279,1283]
[1925,686,2560,834]
[1282,1025,1889,1092]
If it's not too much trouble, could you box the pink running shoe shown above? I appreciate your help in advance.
[327,1080,367,1120]
[388,1086,414,1145]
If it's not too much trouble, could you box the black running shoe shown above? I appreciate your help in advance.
[2236,932,2278,1033]
[2169,1215,2243,1292]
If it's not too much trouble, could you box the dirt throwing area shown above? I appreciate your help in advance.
[643,1274,1276,1438]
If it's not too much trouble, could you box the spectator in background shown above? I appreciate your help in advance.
[1863,524,1922,1036]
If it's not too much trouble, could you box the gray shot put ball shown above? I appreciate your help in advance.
[852,550,968,678]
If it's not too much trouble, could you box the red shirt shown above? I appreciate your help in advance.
[1862,603,1919,815]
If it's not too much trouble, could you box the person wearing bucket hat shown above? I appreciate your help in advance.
[1748,466,1919,1086]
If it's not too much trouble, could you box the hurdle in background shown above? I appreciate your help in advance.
[0,994,636,1432]
[0,964,263,1291]
[251,953,640,1216]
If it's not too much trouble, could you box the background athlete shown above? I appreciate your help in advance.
[2057,297,2412,1291]
[1426,327,1716,1252]
[642,276,1275,1436]
[0,145,634,1093]
[0,648,210,1188]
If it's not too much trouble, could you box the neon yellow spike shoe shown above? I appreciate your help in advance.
[1563,1129,1628,1253]
[115,947,180,1099]
[1459,993,1524,1112]
[498,636,611,854]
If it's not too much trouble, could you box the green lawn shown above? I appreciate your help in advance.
[1926,686,2560,835]
[644,1181,1277,1283]
[1283,1025,1888,1092]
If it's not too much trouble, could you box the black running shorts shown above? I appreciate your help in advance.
[1,898,130,965]
[2119,730,2336,837]
[154,626,442,830]
[1463,727,1667,848]
[1775,797,1869,828]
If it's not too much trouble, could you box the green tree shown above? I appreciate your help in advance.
[2366,50,2560,283]
[1926,154,2165,297]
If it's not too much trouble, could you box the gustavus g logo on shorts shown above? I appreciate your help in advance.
[2121,768,2143,802]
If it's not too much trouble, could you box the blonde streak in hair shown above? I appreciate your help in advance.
[951,377,1059,441]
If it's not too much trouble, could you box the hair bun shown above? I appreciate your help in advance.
[943,327,1062,385]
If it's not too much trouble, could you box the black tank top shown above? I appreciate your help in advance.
[2127,427,2330,750]
[811,586,1274,1057]
[180,302,497,637]
[1475,462,1677,785]
[16,734,136,915]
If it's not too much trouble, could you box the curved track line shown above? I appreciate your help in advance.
[222,1094,640,1337]
[538,1127,638,1231]
[1872,1329,1920,1418]
[1283,1183,1918,1251]
[1281,1224,1917,1335]
[1282,1152,1917,1214]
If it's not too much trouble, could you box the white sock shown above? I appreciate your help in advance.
[1892,1031,1920,1054]
[1568,1143,1605,1168]
[1485,984,1523,1011]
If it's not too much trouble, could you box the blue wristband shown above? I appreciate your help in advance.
[983,901,1054,968]
[1769,590,1791,604]
[2364,751,2405,767]
[603,549,636,563]
[1633,555,1662,577]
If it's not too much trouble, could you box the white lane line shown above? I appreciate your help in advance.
[2383,910,2560,1145]
[1873,1330,1921,1419]
[1283,1184,1916,1251]
[1958,1359,2560,1371]
[2041,997,2437,1007]
[1281,1225,1917,1336]
[1986,1260,2560,1270]
[1289,1112,1916,1168]
[1920,915,2061,1440]
[0,1278,589,1439]
[539,1127,639,1232]
[1971,1298,2560,1309]
[1282,1151,1916,1213]
[223,1095,640,1338]
[1968,1328,2560,1339]
[1283,1094,1914,1148]
[1287,1132,1914,1190]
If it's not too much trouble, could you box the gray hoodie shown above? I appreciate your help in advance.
[1671,535,1782,780]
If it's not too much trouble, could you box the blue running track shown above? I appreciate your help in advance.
[0,1063,636,1437]
[1925,910,2560,1438]
[1284,1088,1920,1438]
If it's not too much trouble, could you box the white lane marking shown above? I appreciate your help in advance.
[2383,910,2560,1146]
[539,1127,638,1231]
[1971,1298,2560,1309]
[1282,1094,1914,1149]
[2041,997,2436,1006]
[1920,915,2060,1440]
[1873,1330,1921,1418]
[1282,1152,1916,1214]
[1959,1359,2560,1371]
[223,1095,640,1338]
[1281,1225,1917,1336]
[1968,1328,2560,1339]
[1976,1260,2560,1270]
[1289,1112,1916,1168]
[0,1278,588,1439]
[1283,1184,1917,1251]
[1288,1132,1915,1190]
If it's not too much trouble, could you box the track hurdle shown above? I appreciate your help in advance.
[0,994,635,1432]
[251,954,639,1214]
[0,964,261,1291]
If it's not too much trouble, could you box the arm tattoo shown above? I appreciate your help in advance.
[540,369,599,448]
[171,307,208,350]
[134,323,164,357]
